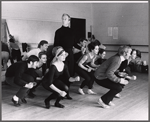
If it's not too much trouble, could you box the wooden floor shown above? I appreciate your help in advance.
[1,72,149,120]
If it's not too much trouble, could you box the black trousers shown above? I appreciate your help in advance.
[24,68,43,93]
[6,73,35,99]
[64,48,74,77]
[75,64,95,89]
[95,77,123,104]
[42,79,69,102]
[11,49,21,62]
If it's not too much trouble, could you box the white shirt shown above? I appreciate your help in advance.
[26,48,41,57]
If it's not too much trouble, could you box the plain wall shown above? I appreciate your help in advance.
[2,2,93,44]
[92,3,149,62]
[1,2,149,62]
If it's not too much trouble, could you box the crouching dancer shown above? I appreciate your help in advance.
[42,46,80,109]
[5,55,39,106]
[94,46,131,108]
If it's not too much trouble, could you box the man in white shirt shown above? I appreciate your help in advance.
[22,40,48,61]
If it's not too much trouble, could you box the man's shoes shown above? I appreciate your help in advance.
[21,98,27,104]
[78,88,85,95]
[28,92,36,98]
[115,93,121,98]
[87,89,97,95]
[11,98,20,107]
[108,101,115,106]
[55,103,65,108]
[44,99,50,109]
[97,98,110,109]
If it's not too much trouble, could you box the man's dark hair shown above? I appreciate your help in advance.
[38,40,48,48]
[79,38,88,43]
[27,55,39,63]
[38,51,47,59]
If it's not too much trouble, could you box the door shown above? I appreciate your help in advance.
[71,18,86,44]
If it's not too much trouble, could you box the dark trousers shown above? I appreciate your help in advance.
[6,76,30,99]
[11,49,21,62]
[42,79,69,103]
[6,73,36,99]
[64,48,74,77]
[24,68,43,93]
[16,87,29,99]
[95,78,123,104]
[75,65,94,89]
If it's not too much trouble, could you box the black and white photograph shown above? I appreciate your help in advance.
[1,1,149,120]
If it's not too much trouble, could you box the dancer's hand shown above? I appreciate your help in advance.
[87,67,92,72]
[120,79,129,85]
[75,76,80,81]
[31,82,37,86]
[24,82,34,89]
[59,91,67,97]
[125,75,137,80]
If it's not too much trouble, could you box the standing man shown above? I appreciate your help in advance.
[54,13,76,77]
[54,14,77,99]
[94,46,132,108]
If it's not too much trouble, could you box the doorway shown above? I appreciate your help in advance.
[71,18,86,44]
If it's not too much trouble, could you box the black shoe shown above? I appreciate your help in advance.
[28,92,36,98]
[21,98,27,104]
[66,95,72,100]
[31,88,36,92]
[44,99,50,109]
[55,103,65,108]
[11,98,20,107]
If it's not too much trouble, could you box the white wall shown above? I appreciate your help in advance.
[92,3,149,62]
[92,3,148,45]
[1,2,149,62]
[2,2,93,44]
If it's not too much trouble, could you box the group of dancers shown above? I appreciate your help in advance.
[4,13,148,109]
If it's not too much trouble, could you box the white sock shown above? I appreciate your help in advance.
[88,89,92,92]
[13,95,19,101]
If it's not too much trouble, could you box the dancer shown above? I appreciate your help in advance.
[75,41,99,95]
[42,46,80,109]
[8,34,21,63]
[27,51,48,98]
[22,40,48,61]
[1,41,10,71]
[94,46,131,108]
[73,38,88,64]
[5,55,39,106]
[129,49,148,73]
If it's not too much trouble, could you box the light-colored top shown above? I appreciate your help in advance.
[26,48,41,57]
